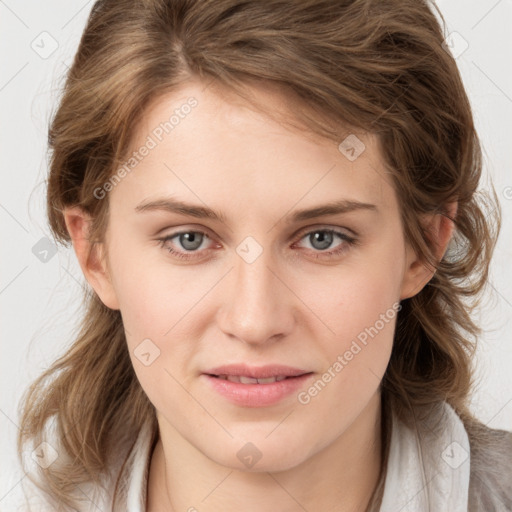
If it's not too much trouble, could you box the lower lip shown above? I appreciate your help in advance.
[202,373,314,407]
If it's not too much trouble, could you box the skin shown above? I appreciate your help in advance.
[64,79,456,512]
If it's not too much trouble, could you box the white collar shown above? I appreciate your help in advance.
[379,400,471,511]
[119,401,470,512]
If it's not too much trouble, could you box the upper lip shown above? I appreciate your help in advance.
[205,364,311,379]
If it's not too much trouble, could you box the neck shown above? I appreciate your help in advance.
[148,392,383,512]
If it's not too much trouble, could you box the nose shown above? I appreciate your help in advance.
[216,244,296,346]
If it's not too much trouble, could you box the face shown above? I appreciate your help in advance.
[88,79,421,472]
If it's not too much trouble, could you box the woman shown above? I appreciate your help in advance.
[18,0,512,510]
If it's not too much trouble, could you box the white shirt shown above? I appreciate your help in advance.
[379,401,470,511]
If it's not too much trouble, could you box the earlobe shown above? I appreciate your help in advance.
[63,207,120,310]
[400,201,457,300]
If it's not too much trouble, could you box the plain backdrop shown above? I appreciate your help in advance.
[1,0,511,508]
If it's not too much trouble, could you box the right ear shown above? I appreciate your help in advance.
[63,206,120,310]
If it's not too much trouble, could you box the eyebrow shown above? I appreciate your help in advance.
[134,197,378,224]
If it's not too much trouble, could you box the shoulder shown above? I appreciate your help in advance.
[17,416,152,512]
[418,401,512,511]
[382,398,512,512]
[466,421,512,512]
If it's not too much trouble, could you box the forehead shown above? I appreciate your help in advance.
[109,79,396,220]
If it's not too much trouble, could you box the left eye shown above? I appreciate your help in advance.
[158,231,212,259]
[158,228,356,261]
[295,229,351,252]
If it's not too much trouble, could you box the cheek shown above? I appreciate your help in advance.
[303,250,403,338]
[107,237,216,395]
[306,279,397,382]
[107,233,194,337]
[294,271,400,421]
[295,239,404,379]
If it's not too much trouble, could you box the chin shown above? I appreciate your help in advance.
[205,437,313,473]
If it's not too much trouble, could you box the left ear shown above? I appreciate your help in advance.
[400,201,457,300]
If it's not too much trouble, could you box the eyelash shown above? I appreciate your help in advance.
[157,227,358,261]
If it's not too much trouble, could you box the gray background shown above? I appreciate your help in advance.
[1,0,511,508]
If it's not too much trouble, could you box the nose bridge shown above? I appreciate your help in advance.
[217,237,294,345]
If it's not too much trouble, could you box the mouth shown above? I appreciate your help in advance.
[207,374,309,384]
[202,365,315,407]
[204,363,312,381]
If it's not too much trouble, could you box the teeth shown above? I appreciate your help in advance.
[239,376,259,384]
[257,377,280,384]
[217,375,289,384]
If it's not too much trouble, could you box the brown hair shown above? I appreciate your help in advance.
[18,0,501,509]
